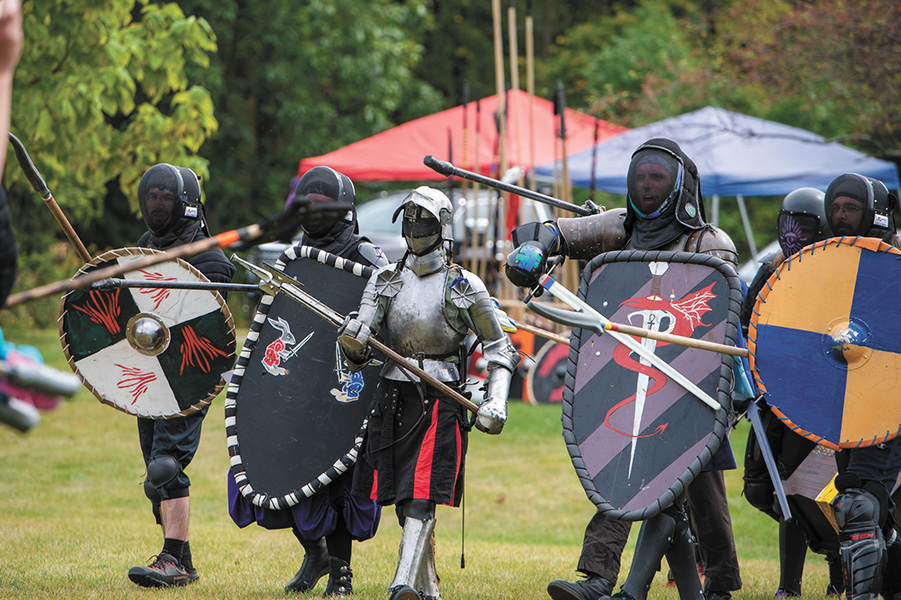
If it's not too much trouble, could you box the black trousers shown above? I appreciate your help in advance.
[577,470,742,593]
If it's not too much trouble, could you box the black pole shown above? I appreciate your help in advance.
[423,155,599,216]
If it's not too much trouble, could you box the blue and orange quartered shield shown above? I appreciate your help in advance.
[226,246,380,510]
[564,250,741,521]
[749,237,901,450]
[59,247,236,418]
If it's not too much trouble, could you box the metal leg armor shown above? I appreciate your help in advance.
[832,488,886,600]
[617,509,677,600]
[389,513,437,600]
[777,518,807,596]
[414,533,441,600]
[663,508,704,600]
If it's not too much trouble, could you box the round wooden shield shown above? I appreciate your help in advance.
[526,340,569,405]
[226,245,380,510]
[749,237,901,449]
[59,247,236,418]
[564,250,740,521]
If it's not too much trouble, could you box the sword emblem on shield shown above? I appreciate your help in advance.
[605,262,717,477]
[262,317,314,376]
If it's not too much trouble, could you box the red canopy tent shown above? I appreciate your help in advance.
[297,89,626,181]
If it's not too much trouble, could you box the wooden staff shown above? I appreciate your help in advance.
[8,133,91,263]
[3,198,350,308]
[470,93,482,275]
[525,0,536,191]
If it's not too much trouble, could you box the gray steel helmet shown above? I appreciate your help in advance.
[392,186,454,254]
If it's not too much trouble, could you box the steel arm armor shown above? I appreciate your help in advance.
[555,208,629,260]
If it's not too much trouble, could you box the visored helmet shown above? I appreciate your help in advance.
[825,173,897,242]
[291,166,356,237]
[138,164,202,237]
[392,186,453,256]
[777,187,830,256]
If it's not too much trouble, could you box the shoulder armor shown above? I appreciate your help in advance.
[685,225,738,268]
[556,208,628,261]
[448,267,487,309]
[358,242,389,267]
[373,264,403,298]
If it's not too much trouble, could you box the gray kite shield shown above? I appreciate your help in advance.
[226,245,379,510]
[563,250,741,521]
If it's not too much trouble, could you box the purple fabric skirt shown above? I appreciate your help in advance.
[227,470,380,541]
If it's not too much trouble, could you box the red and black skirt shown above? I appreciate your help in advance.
[353,379,469,507]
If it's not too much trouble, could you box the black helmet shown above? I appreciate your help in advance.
[291,166,356,237]
[138,164,203,237]
[777,187,830,256]
[824,173,897,242]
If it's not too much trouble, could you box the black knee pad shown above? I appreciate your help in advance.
[395,499,436,526]
[144,454,182,502]
[832,487,887,598]
[743,477,780,520]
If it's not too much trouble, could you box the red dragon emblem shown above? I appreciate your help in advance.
[604,262,716,476]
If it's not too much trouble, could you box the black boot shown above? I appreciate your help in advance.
[825,552,844,597]
[286,535,330,593]
[663,509,704,600]
[322,557,353,597]
[547,573,615,600]
[616,511,677,600]
[775,519,806,597]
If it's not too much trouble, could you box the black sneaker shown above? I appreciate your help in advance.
[128,552,189,588]
[185,566,199,585]
[547,575,615,600]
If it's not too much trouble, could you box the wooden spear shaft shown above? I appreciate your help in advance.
[8,133,91,263]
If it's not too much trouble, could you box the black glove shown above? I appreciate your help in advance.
[505,241,549,288]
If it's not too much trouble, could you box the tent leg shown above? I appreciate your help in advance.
[735,194,758,256]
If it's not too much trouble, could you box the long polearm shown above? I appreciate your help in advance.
[90,279,261,293]
[3,199,351,309]
[232,255,481,414]
[8,133,92,263]
[423,154,600,217]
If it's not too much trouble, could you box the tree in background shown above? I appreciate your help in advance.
[4,0,217,325]
[178,0,444,235]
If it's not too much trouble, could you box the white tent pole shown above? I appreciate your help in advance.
[735,194,758,256]
[711,194,720,226]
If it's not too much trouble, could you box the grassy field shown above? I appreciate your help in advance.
[0,327,836,599]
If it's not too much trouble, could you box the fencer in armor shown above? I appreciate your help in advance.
[506,138,742,600]
[822,173,901,600]
[741,187,845,597]
[338,186,518,600]
[227,166,385,596]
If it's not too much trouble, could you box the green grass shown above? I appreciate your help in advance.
[0,327,835,599]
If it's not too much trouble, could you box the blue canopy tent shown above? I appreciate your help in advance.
[534,106,900,255]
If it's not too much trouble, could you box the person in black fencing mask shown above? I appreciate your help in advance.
[822,173,901,600]
[227,166,386,596]
[506,138,741,600]
[128,163,236,588]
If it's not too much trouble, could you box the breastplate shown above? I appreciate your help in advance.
[381,266,466,382]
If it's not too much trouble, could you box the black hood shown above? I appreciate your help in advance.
[623,138,706,250]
